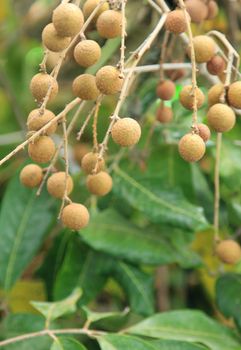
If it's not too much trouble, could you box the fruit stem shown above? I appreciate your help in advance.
[214,132,222,242]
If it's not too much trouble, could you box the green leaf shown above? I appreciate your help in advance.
[51,337,87,350]
[151,340,209,349]
[127,310,241,350]
[82,306,129,325]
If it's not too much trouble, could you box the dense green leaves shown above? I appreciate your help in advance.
[51,337,87,350]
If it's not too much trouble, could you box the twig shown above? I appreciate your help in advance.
[159,30,170,81]
[124,62,192,73]
[92,97,102,152]
[213,132,222,242]
[76,104,96,141]
[118,0,127,76]
[147,0,163,14]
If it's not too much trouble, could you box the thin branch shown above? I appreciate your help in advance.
[159,30,171,81]
[214,132,222,242]
[92,97,102,152]
[118,0,127,76]
[76,104,96,141]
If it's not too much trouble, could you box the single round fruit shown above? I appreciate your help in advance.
[42,23,71,52]
[156,80,175,100]
[81,152,105,174]
[216,240,241,265]
[207,1,219,19]
[228,81,241,109]
[47,171,73,199]
[208,83,224,106]
[52,3,84,37]
[185,0,208,23]
[191,35,216,63]
[20,164,43,188]
[27,109,57,135]
[61,203,89,230]
[86,171,112,196]
[207,103,236,132]
[207,55,225,76]
[156,105,173,123]
[28,136,55,163]
[72,74,100,100]
[73,143,91,165]
[165,9,187,34]
[30,73,58,103]
[179,85,205,110]
[74,40,101,67]
[83,0,109,22]
[96,66,123,95]
[97,10,122,38]
[111,117,141,147]
[197,123,211,142]
[178,133,206,162]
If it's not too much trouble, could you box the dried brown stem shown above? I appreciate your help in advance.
[159,30,170,81]
[92,98,102,152]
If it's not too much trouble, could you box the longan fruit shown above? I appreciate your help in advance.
[185,0,208,23]
[179,85,205,110]
[74,40,101,67]
[208,83,224,106]
[42,23,71,52]
[30,73,58,103]
[191,35,216,63]
[47,171,73,199]
[81,152,105,174]
[52,3,84,37]
[207,56,225,76]
[73,143,91,165]
[27,109,57,135]
[156,80,175,101]
[227,81,241,109]
[61,203,89,230]
[156,105,173,124]
[83,0,109,22]
[207,1,219,20]
[197,123,211,142]
[165,9,187,34]
[207,103,236,132]
[20,164,43,188]
[28,136,55,163]
[96,66,123,95]
[72,74,100,100]
[97,10,122,38]
[166,63,185,81]
[216,240,241,265]
[86,171,112,196]
[178,133,205,162]
[111,117,141,147]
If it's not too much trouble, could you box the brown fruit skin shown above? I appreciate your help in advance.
[216,240,241,265]
[27,109,57,135]
[96,66,123,95]
[73,143,91,165]
[52,3,84,37]
[208,83,224,107]
[83,0,109,22]
[156,80,175,101]
[227,81,241,109]
[179,85,205,110]
[72,74,100,100]
[191,36,216,63]
[86,171,113,196]
[97,10,122,39]
[42,23,71,52]
[74,40,101,67]
[207,1,219,20]
[207,56,225,76]
[47,171,73,199]
[178,133,206,162]
[111,118,141,147]
[207,103,236,132]
[156,105,173,124]
[81,152,105,174]
[61,203,89,230]
[30,73,58,103]
[165,10,187,34]
[28,136,55,163]
[185,0,208,23]
[197,123,211,142]
[20,164,43,188]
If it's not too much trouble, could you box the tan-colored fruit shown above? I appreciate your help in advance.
[61,203,89,230]
[165,9,187,34]
[156,80,175,100]
[156,105,173,123]
[42,23,71,52]
[185,0,208,23]
[97,10,122,38]
[86,171,112,196]
[178,133,205,162]
[27,109,57,135]
[166,63,185,81]
[190,35,216,63]
[72,74,100,100]
[30,73,58,103]
[111,117,141,147]
[20,164,43,188]
[208,83,224,106]
[96,66,123,95]
[47,171,73,199]
[73,143,91,165]
[227,81,241,109]
[216,240,241,265]
[52,3,84,37]
[179,85,205,110]
[207,0,219,19]
[28,136,55,163]
[197,123,211,142]
[83,0,109,22]
[207,56,225,76]
[74,40,101,67]
[207,103,236,132]
[46,51,63,70]
[81,152,105,174]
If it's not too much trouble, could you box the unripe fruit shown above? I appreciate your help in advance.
[111,117,141,147]
[207,103,236,132]
[96,66,123,95]
[28,136,55,163]
[81,152,105,174]
[73,143,91,165]
[191,35,216,63]
[72,74,100,100]
[208,83,224,106]
[20,164,43,188]
[97,10,122,38]
[179,85,205,110]
[74,40,101,67]
[178,133,205,162]
[207,56,225,76]
[86,171,112,196]
[185,0,208,23]
[30,73,58,103]
[61,203,89,230]
[156,105,173,124]
[83,0,109,22]
[27,109,57,135]
[52,3,84,37]
[165,10,187,34]
[207,1,219,20]
[47,171,73,199]
[216,240,241,265]
[156,80,175,100]
[197,123,211,142]
[227,81,241,109]
[42,23,71,52]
